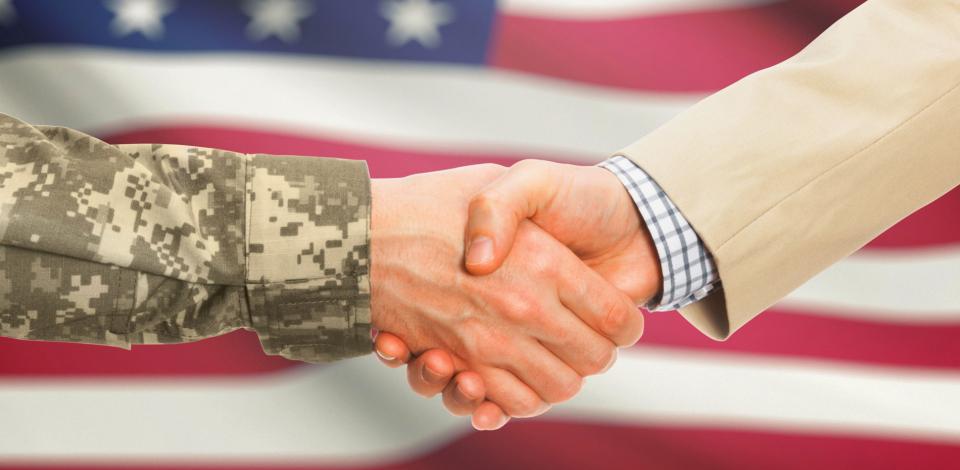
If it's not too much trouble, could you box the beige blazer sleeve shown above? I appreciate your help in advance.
[619,0,960,340]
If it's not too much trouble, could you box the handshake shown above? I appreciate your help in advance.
[367,159,662,430]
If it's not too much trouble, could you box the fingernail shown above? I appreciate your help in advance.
[375,349,395,362]
[456,382,477,401]
[472,414,496,431]
[480,415,509,431]
[466,237,494,266]
[422,364,444,384]
[601,349,618,373]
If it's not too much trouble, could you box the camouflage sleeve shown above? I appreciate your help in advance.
[0,113,371,363]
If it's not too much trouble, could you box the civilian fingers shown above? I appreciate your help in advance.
[537,305,619,378]
[557,264,644,348]
[502,341,584,405]
[472,401,510,431]
[374,331,412,368]
[600,347,619,374]
[441,371,486,416]
[481,367,551,418]
[406,349,456,397]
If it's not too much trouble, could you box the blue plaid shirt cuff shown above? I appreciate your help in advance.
[599,156,720,311]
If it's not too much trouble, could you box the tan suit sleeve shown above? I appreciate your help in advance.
[618,0,960,339]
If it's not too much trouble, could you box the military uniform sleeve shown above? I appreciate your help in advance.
[0,113,371,363]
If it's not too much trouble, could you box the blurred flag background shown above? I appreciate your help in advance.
[2,0,959,468]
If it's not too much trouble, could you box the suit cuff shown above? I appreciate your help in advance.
[599,156,720,311]
[244,154,372,362]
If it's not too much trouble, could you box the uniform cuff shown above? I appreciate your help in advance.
[243,154,371,362]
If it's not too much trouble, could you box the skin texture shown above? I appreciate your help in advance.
[375,160,662,429]
[465,160,661,304]
[369,165,642,421]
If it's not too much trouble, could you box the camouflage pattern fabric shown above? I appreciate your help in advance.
[0,113,371,363]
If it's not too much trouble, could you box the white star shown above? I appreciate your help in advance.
[242,0,313,43]
[0,0,16,26]
[380,0,454,49]
[104,0,175,40]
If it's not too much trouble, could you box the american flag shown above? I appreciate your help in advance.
[2,0,959,468]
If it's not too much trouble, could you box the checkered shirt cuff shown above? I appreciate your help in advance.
[599,156,720,311]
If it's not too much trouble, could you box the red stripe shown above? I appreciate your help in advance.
[104,126,526,178]
[3,421,959,469]
[0,331,296,377]
[491,0,866,92]
[639,307,960,370]
[383,421,960,470]
[0,125,950,377]
[867,188,960,249]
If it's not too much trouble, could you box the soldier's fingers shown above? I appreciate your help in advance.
[472,401,511,431]
[441,371,486,416]
[406,349,457,397]
[373,332,412,368]
[481,366,550,418]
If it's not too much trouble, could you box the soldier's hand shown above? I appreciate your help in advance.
[374,332,510,430]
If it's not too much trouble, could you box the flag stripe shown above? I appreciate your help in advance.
[491,1,857,92]
[499,0,782,19]
[364,421,960,470]
[104,126,532,177]
[640,310,960,370]
[4,348,960,462]
[779,248,960,318]
[867,188,960,249]
[6,423,960,470]
[0,47,695,159]
[0,332,293,377]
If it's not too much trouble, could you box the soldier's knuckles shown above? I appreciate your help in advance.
[507,393,548,418]
[513,159,546,174]
[474,163,506,177]
[498,292,543,325]
[459,319,505,361]
[456,317,484,351]
[478,332,514,361]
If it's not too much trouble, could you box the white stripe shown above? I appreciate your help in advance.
[500,0,782,19]
[2,348,960,463]
[782,247,960,322]
[0,47,697,162]
[568,347,960,439]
